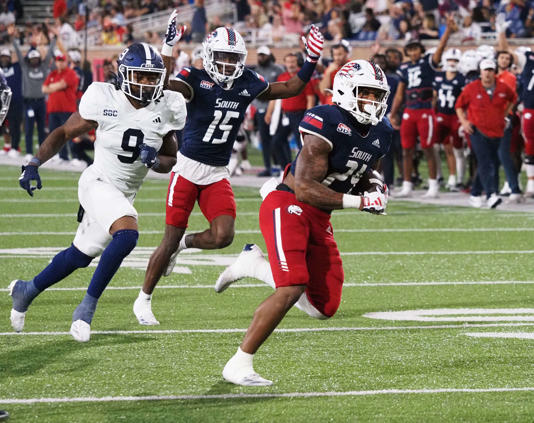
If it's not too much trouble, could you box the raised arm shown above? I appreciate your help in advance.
[388,81,405,129]
[432,14,455,66]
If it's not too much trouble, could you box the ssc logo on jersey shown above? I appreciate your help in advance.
[336,123,352,136]
[287,205,303,215]
[200,80,214,89]
[103,109,118,117]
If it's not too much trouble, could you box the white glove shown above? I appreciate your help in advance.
[164,10,186,47]
[495,13,511,34]
[301,25,324,63]
[362,189,387,215]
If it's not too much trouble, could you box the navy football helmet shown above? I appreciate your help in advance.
[116,42,166,105]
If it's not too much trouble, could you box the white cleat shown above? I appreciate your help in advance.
[164,240,188,277]
[133,296,160,325]
[70,319,91,342]
[9,280,26,332]
[222,361,273,386]
[421,189,439,199]
[215,244,264,293]
[10,309,25,333]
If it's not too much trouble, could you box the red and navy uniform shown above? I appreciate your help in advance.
[397,53,438,149]
[176,66,268,166]
[433,71,465,148]
[520,52,534,157]
[259,105,392,317]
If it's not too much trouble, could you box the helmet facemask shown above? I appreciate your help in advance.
[351,85,389,126]
[0,85,11,125]
[203,47,245,89]
[445,59,460,72]
[118,66,166,106]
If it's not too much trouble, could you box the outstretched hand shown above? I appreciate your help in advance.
[301,25,324,63]
[19,165,42,197]
[164,9,186,47]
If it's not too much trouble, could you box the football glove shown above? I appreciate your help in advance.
[362,189,386,215]
[301,25,324,63]
[495,13,511,34]
[19,164,42,197]
[164,9,186,47]
[139,143,160,169]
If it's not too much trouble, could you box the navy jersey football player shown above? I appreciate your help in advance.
[213,60,392,386]
[519,51,534,195]
[134,10,325,325]
[389,15,455,199]
[433,48,466,190]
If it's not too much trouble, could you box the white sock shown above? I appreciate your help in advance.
[179,235,188,251]
[230,346,254,369]
[428,179,439,190]
[454,148,465,183]
[433,145,442,180]
[447,174,456,187]
[294,293,328,319]
[138,289,151,300]
[402,181,413,192]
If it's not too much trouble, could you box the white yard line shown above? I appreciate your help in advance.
[0,197,260,203]
[1,322,534,337]
[1,280,533,292]
[1,387,534,404]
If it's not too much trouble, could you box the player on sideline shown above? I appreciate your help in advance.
[133,11,325,325]
[214,60,392,386]
[9,43,186,342]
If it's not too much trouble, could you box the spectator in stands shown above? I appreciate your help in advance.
[252,46,284,177]
[282,0,303,34]
[266,52,315,168]
[53,0,67,19]
[11,26,56,158]
[190,0,207,43]
[42,50,79,162]
[318,42,349,102]
[0,47,23,158]
[355,8,381,41]
[58,16,79,50]
[137,0,158,17]
[498,0,528,38]
[456,59,517,209]
[418,13,439,39]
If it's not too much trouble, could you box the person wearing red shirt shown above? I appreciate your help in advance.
[456,59,517,209]
[318,43,349,104]
[265,53,315,168]
[42,52,79,162]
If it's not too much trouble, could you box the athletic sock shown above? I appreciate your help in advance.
[87,229,138,299]
[72,293,98,324]
[33,244,93,291]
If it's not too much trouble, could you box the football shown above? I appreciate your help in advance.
[353,169,387,196]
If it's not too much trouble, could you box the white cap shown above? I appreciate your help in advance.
[479,58,496,70]
[257,46,271,56]
[27,50,40,59]
[0,48,10,57]
[68,50,81,62]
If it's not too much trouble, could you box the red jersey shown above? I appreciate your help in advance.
[455,79,517,138]
[277,71,314,112]
[44,67,79,113]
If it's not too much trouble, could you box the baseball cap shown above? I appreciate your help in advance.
[0,48,10,57]
[479,58,496,70]
[27,50,40,59]
[68,50,81,62]
[257,46,271,56]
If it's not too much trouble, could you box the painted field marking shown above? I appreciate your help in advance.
[2,322,534,337]
[464,332,534,340]
[0,197,261,203]
[1,387,534,404]
[1,280,534,293]
[364,308,534,322]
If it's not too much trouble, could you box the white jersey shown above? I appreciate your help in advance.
[78,82,186,195]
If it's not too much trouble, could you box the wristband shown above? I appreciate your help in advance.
[297,60,316,83]
[161,43,173,57]
[342,194,361,209]
[29,157,41,167]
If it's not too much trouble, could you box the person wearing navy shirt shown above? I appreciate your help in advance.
[433,48,466,191]
[389,15,455,198]
[519,51,534,196]
[0,48,22,157]
[133,11,325,326]
[213,60,392,386]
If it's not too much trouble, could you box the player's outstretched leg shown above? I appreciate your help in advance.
[214,244,272,293]
[8,279,40,332]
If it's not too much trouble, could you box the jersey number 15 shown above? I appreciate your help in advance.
[203,110,240,144]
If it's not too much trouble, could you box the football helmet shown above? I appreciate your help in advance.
[202,27,247,90]
[459,50,481,76]
[331,60,390,126]
[476,44,495,60]
[116,42,166,105]
[442,48,462,72]
[0,70,11,126]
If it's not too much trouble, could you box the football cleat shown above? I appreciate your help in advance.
[10,309,25,333]
[222,356,273,386]
[487,194,502,209]
[70,319,91,342]
[133,295,160,325]
[469,195,483,208]
[9,279,37,332]
[214,244,264,293]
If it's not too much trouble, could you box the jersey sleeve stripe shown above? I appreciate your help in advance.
[256,82,270,99]
[299,127,333,149]
[171,77,194,103]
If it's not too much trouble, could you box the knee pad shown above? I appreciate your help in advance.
[112,229,139,257]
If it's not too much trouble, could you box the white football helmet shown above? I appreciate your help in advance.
[442,48,462,72]
[202,27,247,90]
[476,44,495,60]
[515,46,532,72]
[459,50,481,75]
[331,60,390,126]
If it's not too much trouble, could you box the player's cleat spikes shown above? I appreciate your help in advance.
[70,320,91,342]
[214,244,264,293]
[133,296,160,325]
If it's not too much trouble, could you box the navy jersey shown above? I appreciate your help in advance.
[520,51,534,109]
[176,66,269,166]
[433,72,465,114]
[295,105,393,195]
[397,53,438,109]
[385,71,401,113]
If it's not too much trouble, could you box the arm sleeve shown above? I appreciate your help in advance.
[455,87,469,110]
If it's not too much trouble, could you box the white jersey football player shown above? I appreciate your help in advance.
[11,43,186,342]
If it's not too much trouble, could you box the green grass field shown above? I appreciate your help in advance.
[1,164,534,422]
